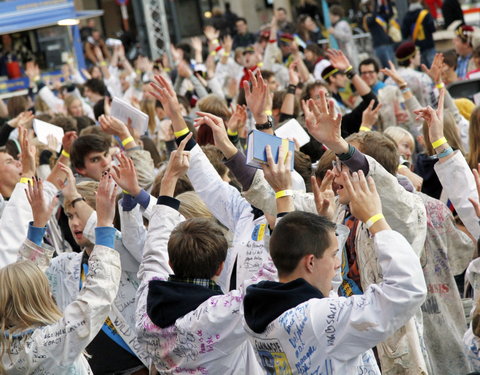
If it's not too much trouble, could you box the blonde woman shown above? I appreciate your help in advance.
[0,175,121,374]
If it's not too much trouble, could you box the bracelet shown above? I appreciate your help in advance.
[20,177,32,185]
[344,65,353,73]
[212,39,219,45]
[174,127,190,138]
[264,110,273,116]
[359,126,371,132]
[223,51,230,57]
[287,84,297,94]
[121,136,134,147]
[227,129,238,136]
[435,82,445,89]
[61,149,70,158]
[398,82,408,90]
[99,61,107,67]
[437,146,453,159]
[400,87,411,94]
[397,164,408,170]
[345,68,356,80]
[336,144,355,161]
[275,189,293,199]
[71,197,86,208]
[431,137,447,149]
[210,51,217,56]
[366,213,384,229]
[122,189,130,195]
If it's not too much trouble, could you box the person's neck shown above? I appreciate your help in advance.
[460,51,472,58]
[329,84,339,94]
[0,184,14,200]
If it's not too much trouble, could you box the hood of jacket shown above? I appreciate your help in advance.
[244,278,324,334]
[147,280,222,328]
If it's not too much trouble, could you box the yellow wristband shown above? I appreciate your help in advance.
[122,190,130,195]
[61,149,70,158]
[227,129,238,136]
[121,136,134,147]
[431,137,447,149]
[275,189,293,199]
[359,126,371,132]
[397,164,408,170]
[435,82,445,89]
[264,110,273,116]
[99,61,107,67]
[174,128,190,138]
[212,39,219,45]
[223,51,230,57]
[20,177,32,185]
[366,213,384,229]
[345,65,353,72]
[210,51,217,56]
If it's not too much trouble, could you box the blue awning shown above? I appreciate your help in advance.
[0,9,103,35]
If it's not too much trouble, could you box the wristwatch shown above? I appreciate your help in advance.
[256,116,274,130]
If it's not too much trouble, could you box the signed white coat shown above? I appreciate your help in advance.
[135,204,277,374]
[244,230,427,374]
[2,243,121,374]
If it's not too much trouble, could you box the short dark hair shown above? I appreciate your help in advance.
[329,5,345,17]
[261,70,275,81]
[443,49,458,69]
[236,17,247,24]
[93,98,105,120]
[346,131,399,175]
[70,134,110,170]
[50,115,77,133]
[270,212,336,277]
[359,58,380,73]
[84,78,107,96]
[168,218,228,278]
[305,43,323,57]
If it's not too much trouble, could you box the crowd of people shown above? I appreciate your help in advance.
[1,1,480,374]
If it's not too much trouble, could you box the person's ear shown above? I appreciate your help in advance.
[75,167,87,177]
[214,262,225,277]
[304,254,315,274]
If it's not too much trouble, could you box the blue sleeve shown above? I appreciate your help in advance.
[122,193,137,211]
[27,222,46,246]
[95,227,117,249]
[135,189,151,209]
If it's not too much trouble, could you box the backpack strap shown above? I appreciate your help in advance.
[412,9,429,42]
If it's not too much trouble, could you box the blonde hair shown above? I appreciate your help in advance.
[64,95,83,117]
[423,110,465,156]
[384,126,415,151]
[176,191,213,219]
[0,261,62,370]
[197,95,231,123]
[140,98,157,135]
[64,181,99,210]
[468,106,480,169]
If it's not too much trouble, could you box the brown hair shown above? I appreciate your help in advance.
[329,5,345,18]
[346,131,399,175]
[64,95,83,117]
[168,218,228,278]
[196,95,230,146]
[314,149,336,180]
[201,145,227,178]
[150,167,193,198]
[140,98,157,135]
[468,106,480,168]
[294,151,312,191]
[7,96,28,118]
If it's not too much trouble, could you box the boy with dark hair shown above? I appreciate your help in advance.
[243,162,427,374]
[359,58,385,95]
[84,78,107,105]
[70,134,112,182]
[135,134,278,373]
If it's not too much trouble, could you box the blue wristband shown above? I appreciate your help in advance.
[437,147,453,159]
[27,222,47,246]
[95,227,116,249]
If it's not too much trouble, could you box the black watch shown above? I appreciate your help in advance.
[256,115,273,130]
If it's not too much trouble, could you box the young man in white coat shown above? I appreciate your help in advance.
[243,156,427,374]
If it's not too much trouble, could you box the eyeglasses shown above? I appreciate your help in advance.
[360,70,376,75]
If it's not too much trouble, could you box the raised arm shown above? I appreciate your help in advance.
[24,173,121,368]
[317,171,426,359]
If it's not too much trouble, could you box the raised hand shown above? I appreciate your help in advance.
[98,115,131,139]
[311,170,335,219]
[149,75,182,120]
[326,49,351,70]
[96,172,117,227]
[243,69,270,124]
[25,177,58,228]
[222,35,233,53]
[111,153,141,196]
[177,60,193,78]
[262,143,292,193]
[343,170,389,233]
[301,93,346,154]
[161,134,192,197]
[62,131,78,155]
[380,60,406,86]
[413,88,445,143]
[204,25,220,42]
[361,100,382,129]
[421,53,443,84]
[226,104,247,134]
[57,162,79,200]
[288,61,300,86]
[19,126,36,178]
[9,111,34,128]
[194,111,237,158]
[191,37,203,53]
